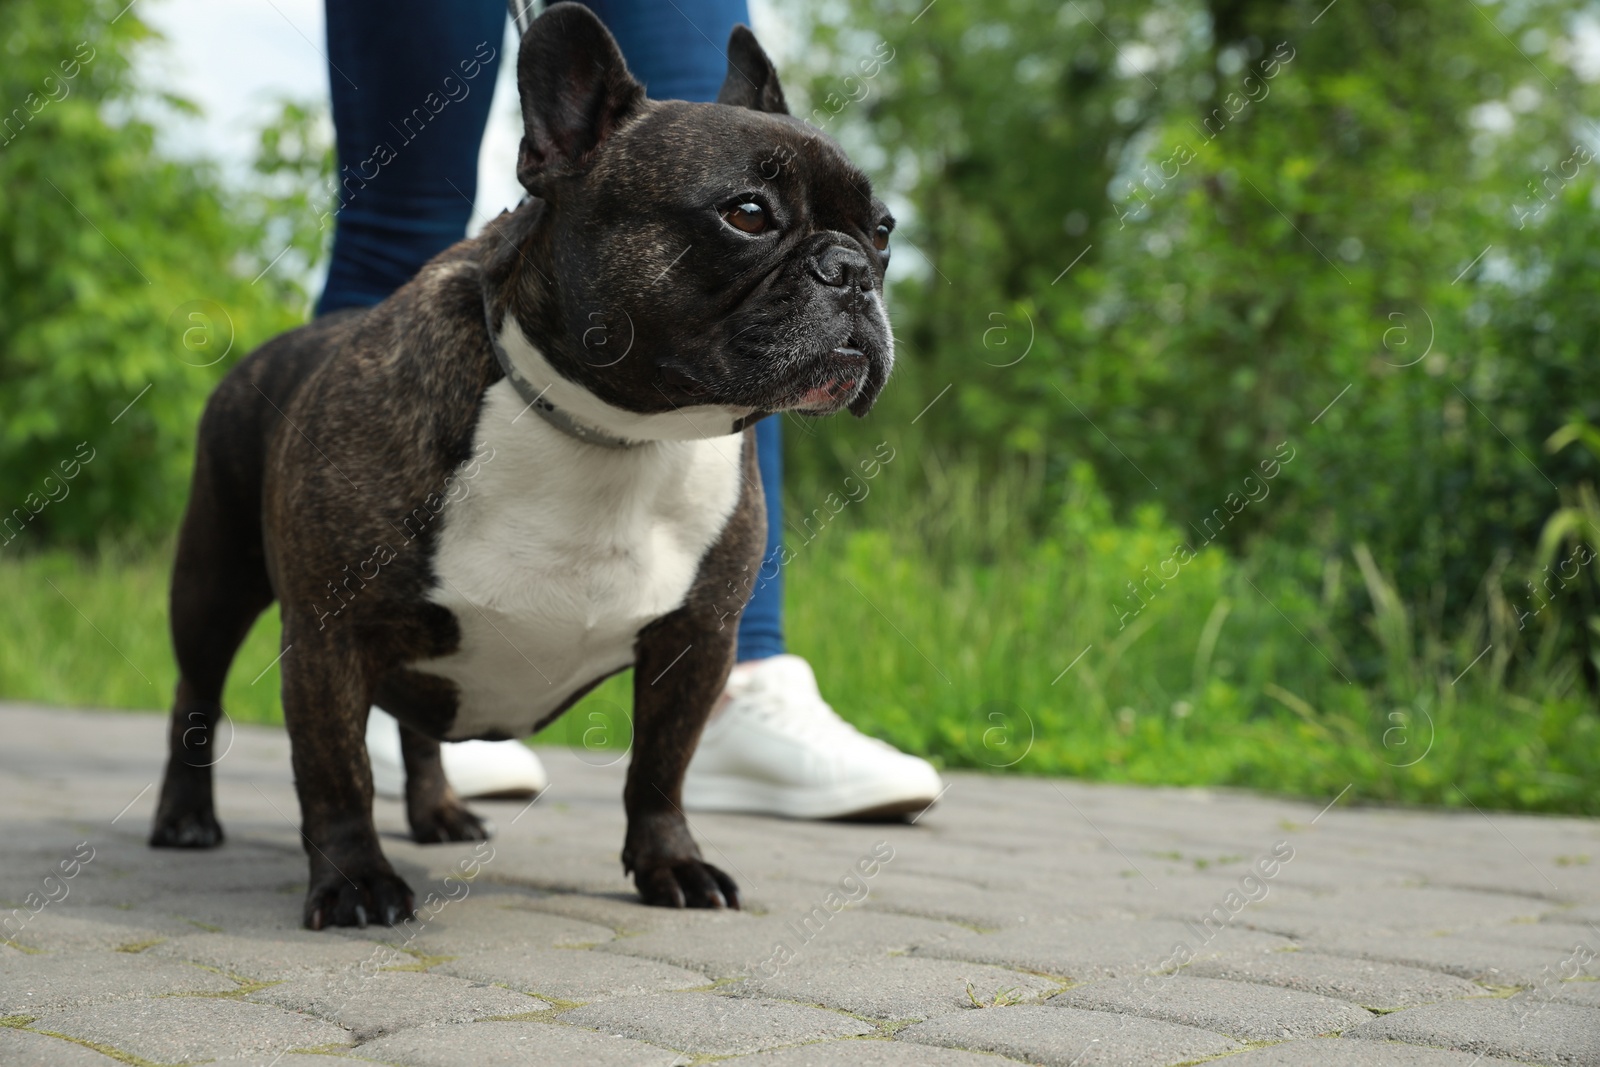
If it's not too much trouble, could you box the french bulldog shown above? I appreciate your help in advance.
[148,3,895,928]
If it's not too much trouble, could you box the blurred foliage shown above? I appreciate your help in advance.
[783,0,1600,687]
[0,0,327,547]
[1536,418,1600,678]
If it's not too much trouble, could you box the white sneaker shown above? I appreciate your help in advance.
[683,655,943,819]
[366,707,548,800]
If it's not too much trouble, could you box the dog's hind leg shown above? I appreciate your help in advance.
[399,724,488,844]
[150,442,274,849]
[370,670,490,844]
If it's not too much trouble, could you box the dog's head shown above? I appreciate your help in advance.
[484,2,894,438]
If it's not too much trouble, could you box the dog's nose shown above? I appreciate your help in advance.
[809,244,872,291]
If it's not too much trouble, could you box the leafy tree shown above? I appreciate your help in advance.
[783,0,1600,684]
[0,0,322,547]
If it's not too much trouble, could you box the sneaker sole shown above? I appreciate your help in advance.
[828,798,936,821]
[682,775,941,821]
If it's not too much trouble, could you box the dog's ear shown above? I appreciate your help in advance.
[717,25,789,114]
[517,2,645,193]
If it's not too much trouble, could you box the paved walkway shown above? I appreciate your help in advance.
[1,703,1597,1066]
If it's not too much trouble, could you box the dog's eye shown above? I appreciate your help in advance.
[873,224,891,252]
[723,202,768,235]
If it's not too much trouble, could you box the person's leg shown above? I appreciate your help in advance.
[318,0,506,315]
[737,416,786,661]
[568,0,749,104]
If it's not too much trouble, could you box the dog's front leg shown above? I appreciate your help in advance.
[279,621,415,929]
[623,611,741,909]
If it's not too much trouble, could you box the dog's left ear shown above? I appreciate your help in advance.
[717,25,789,114]
[517,2,646,193]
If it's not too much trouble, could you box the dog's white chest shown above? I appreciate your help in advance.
[415,380,744,740]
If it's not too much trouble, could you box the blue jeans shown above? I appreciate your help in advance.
[318,0,784,663]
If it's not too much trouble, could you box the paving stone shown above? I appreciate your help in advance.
[1349,998,1600,1065]
[734,880,930,921]
[863,873,1131,927]
[396,893,617,954]
[196,1058,362,1067]
[1,950,238,1014]
[729,846,932,913]
[1,839,294,918]
[1248,887,1550,941]
[591,915,802,980]
[1471,921,1600,953]
[153,887,326,936]
[246,969,541,1040]
[897,1003,1240,1067]
[721,1038,1029,1065]
[512,891,718,937]
[1555,905,1600,926]
[353,1019,684,1066]
[1549,981,1600,1008]
[915,919,1290,979]
[149,930,383,981]
[1187,949,1483,1010]
[30,997,353,1063]
[1305,931,1600,987]
[0,1028,122,1067]
[2,906,197,954]
[729,956,1059,1020]
[598,910,972,979]
[559,992,873,1055]
[1201,1037,1526,1064]
[436,946,710,1001]
[433,834,629,901]
[781,908,977,957]
[1429,866,1595,904]
[10,705,1600,1066]
[1049,974,1373,1041]
[91,849,299,903]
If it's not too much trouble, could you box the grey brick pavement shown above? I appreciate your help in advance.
[1,703,1597,1066]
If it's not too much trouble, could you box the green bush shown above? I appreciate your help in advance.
[0,0,323,548]
[783,453,1597,813]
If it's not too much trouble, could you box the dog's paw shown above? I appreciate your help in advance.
[633,859,740,910]
[409,800,489,845]
[304,869,415,930]
[149,809,225,849]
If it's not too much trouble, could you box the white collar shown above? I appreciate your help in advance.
[487,307,752,446]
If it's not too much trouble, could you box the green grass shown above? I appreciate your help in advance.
[786,456,1598,814]
[2,456,1595,814]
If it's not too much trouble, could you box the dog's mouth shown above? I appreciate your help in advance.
[654,338,877,418]
[791,346,869,414]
